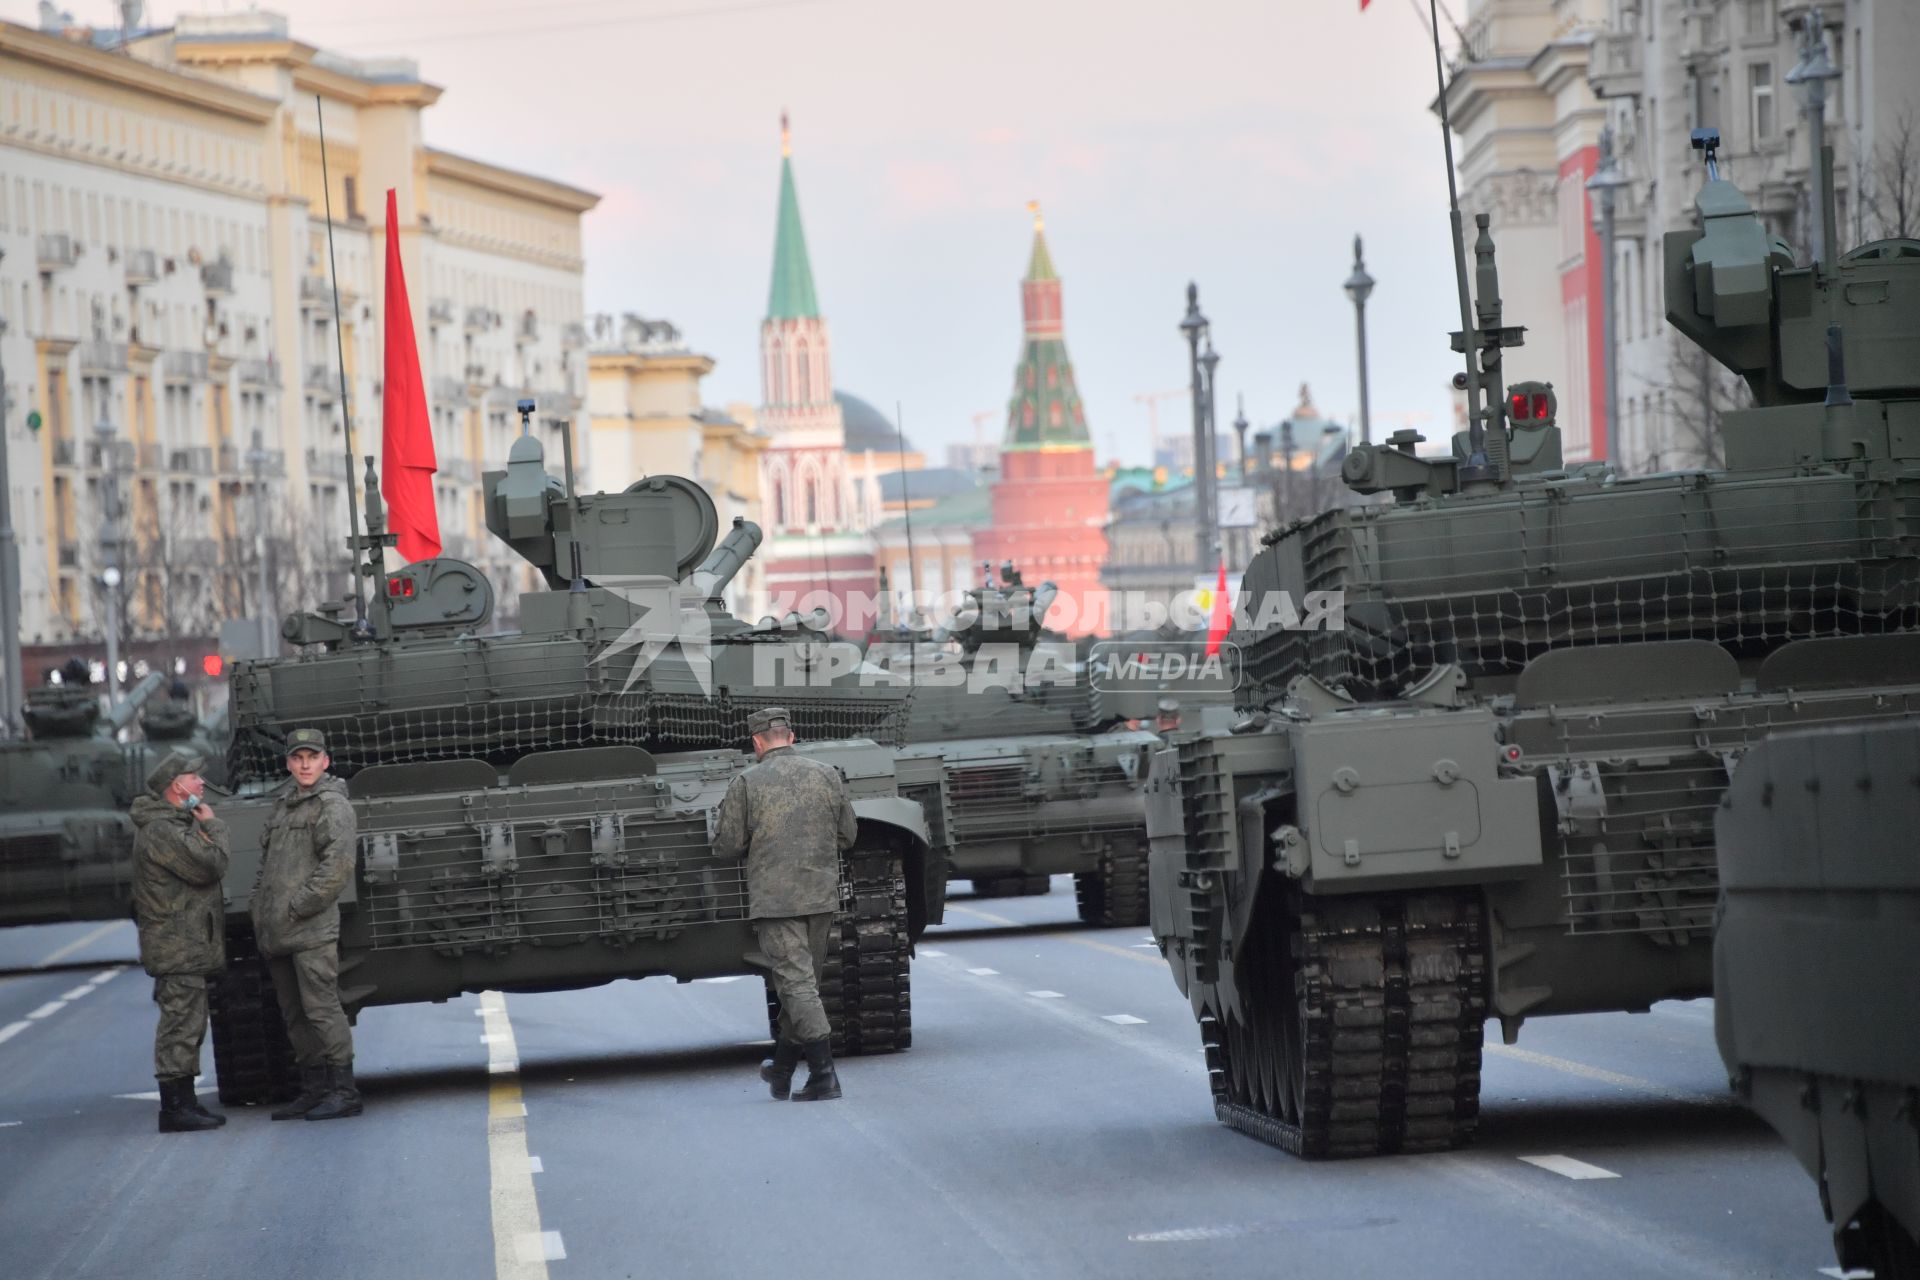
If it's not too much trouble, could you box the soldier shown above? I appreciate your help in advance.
[130,749,230,1133]
[253,728,362,1121]
[713,707,858,1102]
[1153,697,1183,734]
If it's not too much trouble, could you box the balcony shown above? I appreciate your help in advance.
[1590,31,1642,99]
[235,358,278,388]
[305,447,348,479]
[220,443,286,475]
[561,321,588,351]
[76,341,129,374]
[200,257,234,298]
[125,248,159,287]
[169,447,213,474]
[463,306,497,335]
[172,537,218,563]
[443,458,477,483]
[36,233,77,273]
[162,350,210,383]
[515,311,539,345]
[299,275,331,312]
[428,298,454,327]
[305,363,337,396]
[53,437,77,467]
[85,440,136,471]
[136,442,164,471]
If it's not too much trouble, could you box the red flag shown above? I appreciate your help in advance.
[1360,0,1372,8]
[381,187,441,564]
[1204,557,1232,658]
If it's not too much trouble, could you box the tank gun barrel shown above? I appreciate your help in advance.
[694,518,763,600]
[104,671,165,734]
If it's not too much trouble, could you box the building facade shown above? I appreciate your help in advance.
[0,8,597,684]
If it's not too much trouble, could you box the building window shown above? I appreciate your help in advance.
[1750,63,1775,142]
[772,478,785,526]
[1743,0,1771,39]
[804,479,817,526]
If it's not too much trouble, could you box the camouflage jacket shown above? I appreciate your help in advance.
[713,746,858,918]
[251,775,357,957]
[130,794,230,977]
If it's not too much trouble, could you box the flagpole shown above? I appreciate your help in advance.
[315,94,369,634]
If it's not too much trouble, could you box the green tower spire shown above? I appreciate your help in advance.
[767,112,820,320]
[1003,203,1089,451]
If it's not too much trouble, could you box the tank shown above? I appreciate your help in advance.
[889,563,1174,926]
[1714,721,1920,1276]
[207,423,940,1105]
[1144,127,1920,1157]
[0,671,193,928]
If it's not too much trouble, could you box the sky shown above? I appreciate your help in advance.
[35,0,1483,468]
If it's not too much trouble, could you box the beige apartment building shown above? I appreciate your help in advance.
[0,8,598,677]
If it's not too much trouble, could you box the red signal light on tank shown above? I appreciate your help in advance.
[1509,392,1531,421]
[202,654,223,678]
[1503,745,1522,763]
[387,576,415,599]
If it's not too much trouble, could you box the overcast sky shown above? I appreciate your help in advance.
[43,0,1483,467]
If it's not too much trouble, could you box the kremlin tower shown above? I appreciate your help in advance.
[755,114,876,625]
[971,206,1110,634]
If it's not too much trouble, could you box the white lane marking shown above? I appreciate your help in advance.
[1103,1014,1147,1025]
[1519,1154,1622,1181]
[694,975,749,984]
[1131,1225,1252,1243]
[1130,943,1159,950]
[482,991,550,1280]
[918,949,947,957]
[88,968,125,986]
[1819,1268,1875,1278]
[0,1022,31,1045]
[1487,1044,1723,1105]
[966,967,999,976]
[33,920,130,969]
[514,1232,566,1263]
[60,985,95,1001]
[0,1120,19,1128]
[527,1156,544,1174]
[26,1002,66,1020]
[1027,991,1065,999]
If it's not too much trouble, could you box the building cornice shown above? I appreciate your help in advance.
[427,148,599,213]
[0,21,278,123]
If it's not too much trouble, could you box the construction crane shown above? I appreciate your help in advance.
[1132,388,1186,466]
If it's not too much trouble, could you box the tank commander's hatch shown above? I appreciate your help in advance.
[383,559,494,633]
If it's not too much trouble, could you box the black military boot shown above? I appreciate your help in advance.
[790,1038,841,1102]
[157,1078,222,1133]
[760,1038,801,1100]
[304,1062,364,1121]
[271,1065,330,1121]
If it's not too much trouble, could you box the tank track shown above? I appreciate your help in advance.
[208,925,300,1107]
[1201,887,1486,1158]
[1074,841,1149,927]
[765,849,912,1056]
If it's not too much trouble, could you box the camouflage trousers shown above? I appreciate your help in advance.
[267,946,354,1068]
[757,913,834,1045]
[152,975,209,1081]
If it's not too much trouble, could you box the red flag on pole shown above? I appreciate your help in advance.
[1360,0,1372,9]
[1204,556,1232,658]
[381,186,441,564]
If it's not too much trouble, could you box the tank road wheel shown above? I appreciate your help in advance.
[208,924,299,1107]
[1203,887,1487,1158]
[767,846,914,1056]
[1075,841,1149,928]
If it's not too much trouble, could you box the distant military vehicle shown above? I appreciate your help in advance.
[1144,127,1920,1157]
[889,563,1175,927]
[0,671,186,928]
[1715,722,1920,1277]
[208,418,940,1104]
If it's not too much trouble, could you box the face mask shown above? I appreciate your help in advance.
[175,791,202,811]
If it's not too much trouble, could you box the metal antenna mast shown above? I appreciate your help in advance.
[315,95,370,634]
[1427,0,1492,481]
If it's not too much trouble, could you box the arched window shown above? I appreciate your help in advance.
[771,477,785,526]
[804,478,817,526]
[795,337,811,404]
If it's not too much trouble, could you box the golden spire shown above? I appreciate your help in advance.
[1028,199,1044,232]
[780,110,792,158]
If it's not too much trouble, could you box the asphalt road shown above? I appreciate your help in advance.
[0,884,1841,1280]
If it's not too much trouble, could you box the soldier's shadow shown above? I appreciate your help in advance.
[360,1043,765,1101]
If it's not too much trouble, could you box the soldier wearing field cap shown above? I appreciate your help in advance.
[253,727,362,1121]
[131,749,230,1133]
[713,707,859,1101]
[1153,697,1183,734]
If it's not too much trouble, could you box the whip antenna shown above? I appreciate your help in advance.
[1427,0,1491,479]
[896,400,916,688]
[315,95,370,632]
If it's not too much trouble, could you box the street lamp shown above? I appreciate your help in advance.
[1232,394,1250,481]
[1342,235,1375,446]
[246,428,273,659]
[1787,6,1841,270]
[93,412,124,699]
[1586,126,1629,464]
[1199,337,1220,570]
[0,244,22,736]
[1179,284,1214,576]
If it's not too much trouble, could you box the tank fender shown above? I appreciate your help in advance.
[850,796,940,939]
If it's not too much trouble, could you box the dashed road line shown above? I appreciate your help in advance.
[27,1001,66,1020]
[481,990,553,1280]
[1519,1154,1622,1181]
[33,920,131,969]
[1103,1014,1147,1025]
[694,975,750,984]
[0,1120,19,1128]
[1026,991,1065,999]
[0,1022,33,1045]
[918,948,947,957]
[527,1155,544,1174]
[966,967,999,976]
[60,985,95,1001]
[1819,1267,1875,1278]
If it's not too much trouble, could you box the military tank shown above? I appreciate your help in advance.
[1144,127,1920,1157]
[0,670,187,928]
[1715,721,1920,1277]
[888,563,1166,926]
[208,416,940,1104]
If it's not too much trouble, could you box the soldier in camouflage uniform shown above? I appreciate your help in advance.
[253,728,363,1121]
[714,707,858,1101]
[130,750,230,1133]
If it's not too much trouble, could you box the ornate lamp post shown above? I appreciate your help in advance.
[1342,236,1375,446]
[1199,338,1220,567]
[246,428,273,659]
[1179,285,1215,575]
[0,245,21,734]
[1586,126,1628,462]
[93,411,124,699]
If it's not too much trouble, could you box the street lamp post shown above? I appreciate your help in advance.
[1199,338,1220,570]
[1787,6,1841,270]
[93,412,123,700]
[1179,285,1214,576]
[0,245,23,736]
[1232,394,1250,481]
[246,428,273,659]
[1342,236,1375,446]
[1586,126,1629,464]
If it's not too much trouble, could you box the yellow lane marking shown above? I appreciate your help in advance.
[34,920,130,968]
[1485,1043,1726,1105]
[944,905,1164,965]
[481,991,553,1280]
